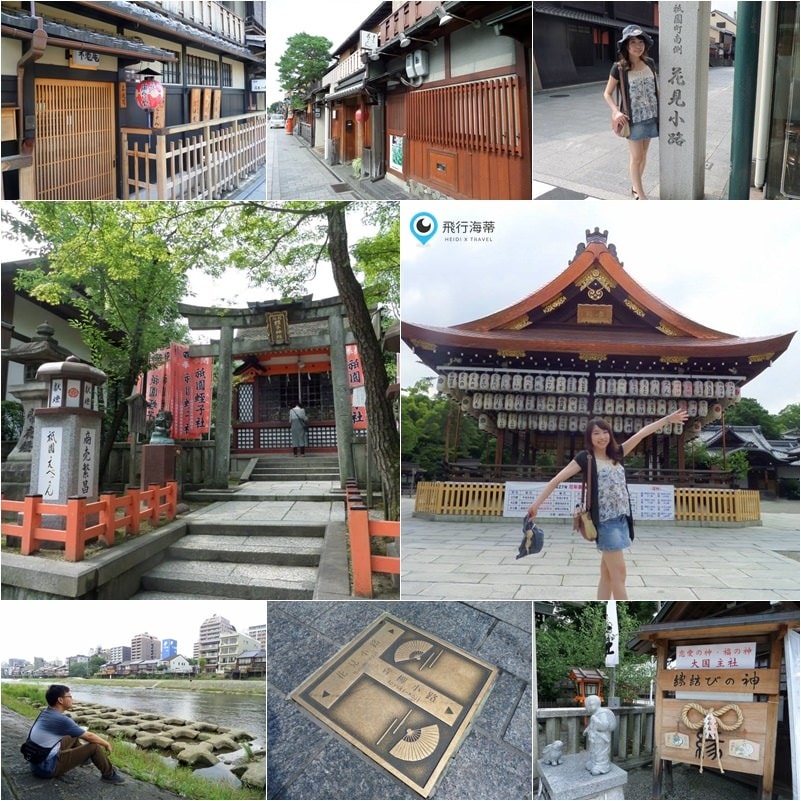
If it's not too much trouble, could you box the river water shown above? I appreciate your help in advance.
[9,681,265,786]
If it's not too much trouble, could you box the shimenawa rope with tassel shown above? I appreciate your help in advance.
[680,702,744,774]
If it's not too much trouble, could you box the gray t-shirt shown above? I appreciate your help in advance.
[29,707,86,775]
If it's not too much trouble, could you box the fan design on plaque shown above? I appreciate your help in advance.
[390,724,440,762]
[394,639,433,664]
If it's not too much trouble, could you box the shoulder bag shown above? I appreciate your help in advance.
[20,714,51,763]
[612,65,631,138]
[573,454,598,542]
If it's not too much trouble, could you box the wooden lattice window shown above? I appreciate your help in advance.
[406,75,523,157]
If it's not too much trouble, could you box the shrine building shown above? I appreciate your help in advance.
[401,228,795,480]
[179,294,369,489]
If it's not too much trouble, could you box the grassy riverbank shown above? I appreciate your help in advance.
[3,685,262,801]
[5,676,265,695]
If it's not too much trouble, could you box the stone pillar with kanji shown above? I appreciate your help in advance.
[29,357,107,505]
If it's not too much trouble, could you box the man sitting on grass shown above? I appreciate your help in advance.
[27,684,125,784]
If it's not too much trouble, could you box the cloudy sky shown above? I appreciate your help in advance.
[265,0,381,105]
[400,201,799,414]
[2,600,264,666]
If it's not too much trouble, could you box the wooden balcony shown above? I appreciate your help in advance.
[323,51,365,89]
[121,111,265,200]
[149,0,246,44]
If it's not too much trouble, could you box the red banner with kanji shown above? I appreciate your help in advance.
[345,344,367,430]
[137,344,212,439]
[168,343,212,440]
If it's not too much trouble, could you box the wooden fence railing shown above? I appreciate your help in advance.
[345,480,399,597]
[674,487,761,522]
[415,482,761,523]
[414,481,505,516]
[121,112,265,200]
[537,705,655,769]
[1,482,177,562]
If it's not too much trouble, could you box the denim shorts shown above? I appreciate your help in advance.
[629,118,658,140]
[596,514,631,552]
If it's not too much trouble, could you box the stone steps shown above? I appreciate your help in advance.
[134,520,326,600]
[249,456,340,482]
[138,559,318,599]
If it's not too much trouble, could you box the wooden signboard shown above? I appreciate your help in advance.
[202,88,212,121]
[190,88,201,122]
[152,95,165,129]
[652,632,785,800]
[118,82,127,109]
[213,89,221,119]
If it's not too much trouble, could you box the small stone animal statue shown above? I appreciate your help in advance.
[542,740,564,766]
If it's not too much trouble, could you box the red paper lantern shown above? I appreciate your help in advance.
[135,77,165,110]
[355,107,368,122]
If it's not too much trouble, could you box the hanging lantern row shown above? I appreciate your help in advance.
[441,370,741,399]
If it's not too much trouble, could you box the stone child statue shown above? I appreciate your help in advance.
[583,695,617,775]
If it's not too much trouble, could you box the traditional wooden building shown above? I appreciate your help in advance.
[317,1,532,200]
[401,228,796,475]
[1,0,266,200]
[179,294,376,489]
[532,1,658,89]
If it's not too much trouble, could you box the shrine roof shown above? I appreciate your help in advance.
[401,229,796,376]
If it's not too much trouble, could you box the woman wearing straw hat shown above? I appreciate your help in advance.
[603,25,659,200]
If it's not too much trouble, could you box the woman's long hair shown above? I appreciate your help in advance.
[617,37,655,72]
[583,417,624,462]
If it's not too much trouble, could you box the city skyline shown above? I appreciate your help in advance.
[1,600,265,667]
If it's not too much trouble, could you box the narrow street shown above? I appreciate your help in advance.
[265,128,362,200]
[265,128,410,201]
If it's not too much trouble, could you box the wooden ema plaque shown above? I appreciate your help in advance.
[290,613,498,797]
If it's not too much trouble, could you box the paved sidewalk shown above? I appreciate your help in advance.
[400,499,800,601]
[533,66,737,200]
[267,601,532,800]
[266,127,410,200]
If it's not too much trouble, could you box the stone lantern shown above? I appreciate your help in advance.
[30,356,107,504]
[1,323,71,500]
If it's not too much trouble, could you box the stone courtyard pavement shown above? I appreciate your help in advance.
[400,499,800,601]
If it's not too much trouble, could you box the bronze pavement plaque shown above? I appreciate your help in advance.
[290,613,498,797]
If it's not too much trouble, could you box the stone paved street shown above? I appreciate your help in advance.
[267,601,533,800]
[533,66,737,200]
[400,499,800,601]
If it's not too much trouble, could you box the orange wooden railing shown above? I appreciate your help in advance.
[1,482,177,562]
[345,480,399,598]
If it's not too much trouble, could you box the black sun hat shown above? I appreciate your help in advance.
[618,25,654,50]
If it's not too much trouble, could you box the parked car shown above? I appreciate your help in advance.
[269,114,285,129]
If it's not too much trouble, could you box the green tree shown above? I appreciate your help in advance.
[276,33,332,107]
[536,602,657,703]
[68,662,91,678]
[3,202,199,475]
[401,381,490,477]
[723,397,781,438]
[776,403,799,434]
[352,216,400,319]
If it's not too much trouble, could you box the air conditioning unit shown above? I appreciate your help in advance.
[405,49,429,78]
